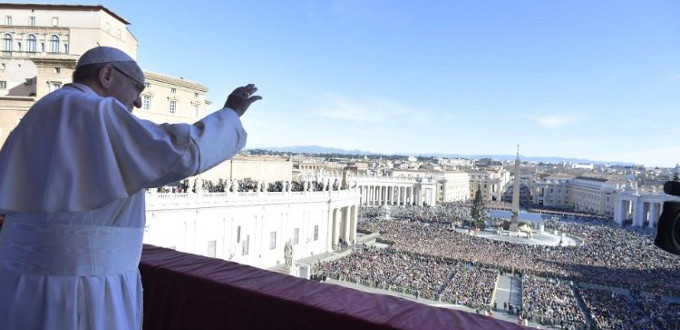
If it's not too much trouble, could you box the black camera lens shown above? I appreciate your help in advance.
[656,181,680,255]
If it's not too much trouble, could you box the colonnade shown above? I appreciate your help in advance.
[358,184,420,206]
[614,192,680,227]
[326,205,358,251]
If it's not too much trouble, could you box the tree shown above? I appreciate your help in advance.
[470,185,486,229]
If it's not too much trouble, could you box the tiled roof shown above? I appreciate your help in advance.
[144,71,208,92]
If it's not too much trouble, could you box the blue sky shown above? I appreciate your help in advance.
[14,1,680,167]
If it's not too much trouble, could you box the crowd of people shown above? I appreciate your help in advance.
[356,210,680,297]
[521,276,586,327]
[637,295,680,330]
[439,267,497,310]
[315,247,452,301]
[330,205,680,328]
[315,247,497,309]
[579,287,655,329]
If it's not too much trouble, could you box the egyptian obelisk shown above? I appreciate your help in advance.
[509,145,520,232]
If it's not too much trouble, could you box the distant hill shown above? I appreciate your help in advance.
[251,145,636,166]
[257,145,377,156]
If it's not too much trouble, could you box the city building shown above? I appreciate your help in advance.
[438,157,474,168]
[144,188,360,270]
[531,175,572,208]
[135,71,210,124]
[468,169,511,202]
[437,171,471,203]
[0,4,139,144]
[0,4,212,148]
[568,176,620,217]
[530,175,628,218]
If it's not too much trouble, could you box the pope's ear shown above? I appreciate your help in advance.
[97,64,115,89]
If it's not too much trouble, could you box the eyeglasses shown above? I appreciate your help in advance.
[111,64,145,92]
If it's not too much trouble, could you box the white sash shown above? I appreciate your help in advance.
[0,218,143,276]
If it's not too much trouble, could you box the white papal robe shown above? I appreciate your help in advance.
[0,83,247,329]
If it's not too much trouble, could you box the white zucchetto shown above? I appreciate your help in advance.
[76,46,135,68]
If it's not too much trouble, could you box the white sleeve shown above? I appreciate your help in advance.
[100,99,247,191]
[146,108,247,187]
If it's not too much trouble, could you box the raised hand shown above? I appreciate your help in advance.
[225,84,262,117]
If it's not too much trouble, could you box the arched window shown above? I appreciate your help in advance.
[50,35,59,53]
[3,34,11,52]
[27,34,36,53]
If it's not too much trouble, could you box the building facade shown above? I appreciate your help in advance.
[564,176,619,216]
[0,4,217,145]
[135,71,210,124]
[144,189,360,270]
[468,169,511,202]
[0,4,140,145]
[439,172,471,203]
[530,175,630,218]
[531,175,572,208]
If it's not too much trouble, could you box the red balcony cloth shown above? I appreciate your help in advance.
[140,245,526,330]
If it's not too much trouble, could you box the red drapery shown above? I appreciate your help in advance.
[140,245,525,330]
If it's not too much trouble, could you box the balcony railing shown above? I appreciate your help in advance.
[0,50,76,60]
[146,189,360,209]
[139,245,524,330]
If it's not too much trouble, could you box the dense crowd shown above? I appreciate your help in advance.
[521,276,586,327]
[357,213,680,296]
[637,295,680,330]
[579,287,655,329]
[439,267,497,310]
[315,247,497,309]
[348,205,680,328]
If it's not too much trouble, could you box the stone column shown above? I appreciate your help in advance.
[648,202,660,228]
[332,208,340,249]
[372,185,377,205]
[343,207,351,242]
[614,198,625,226]
[375,185,379,205]
[390,186,395,205]
[326,209,333,252]
[633,199,645,227]
[350,206,357,244]
[415,187,423,206]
